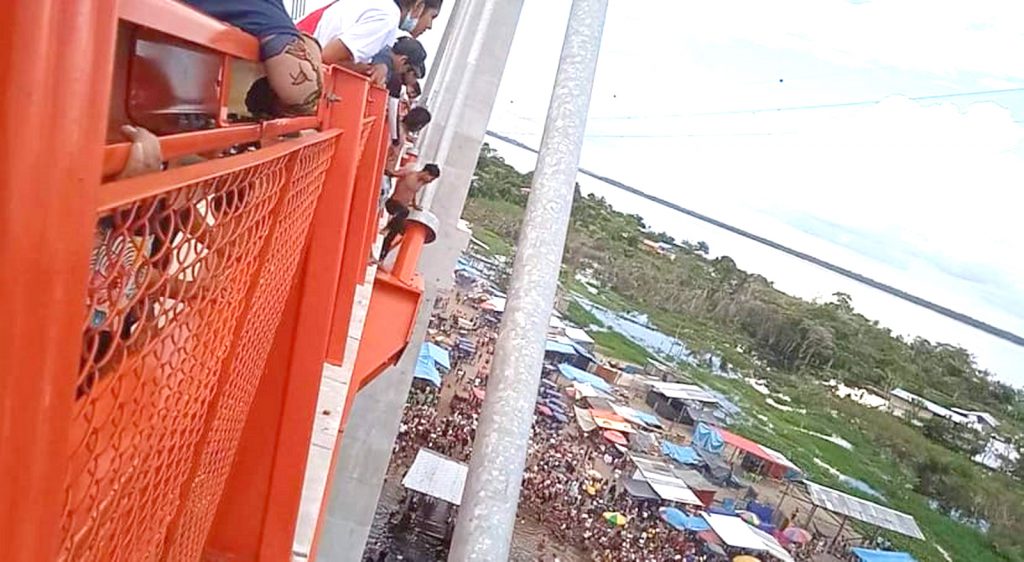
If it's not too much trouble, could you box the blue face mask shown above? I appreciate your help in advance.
[400,13,420,32]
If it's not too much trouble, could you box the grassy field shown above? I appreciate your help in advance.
[563,276,634,314]
[564,300,602,328]
[591,330,653,365]
[474,227,513,257]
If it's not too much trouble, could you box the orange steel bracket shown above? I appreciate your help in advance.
[0,1,119,561]
[303,269,423,561]
[305,216,431,562]
[338,219,429,425]
[344,272,424,424]
[203,68,371,562]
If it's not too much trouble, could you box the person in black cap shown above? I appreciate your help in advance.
[369,36,427,90]
[378,37,428,169]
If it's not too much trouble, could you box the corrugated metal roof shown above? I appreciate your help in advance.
[629,453,703,506]
[890,388,970,425]
[701,513,767,550]
[402,449,468,505]
[805,481,925,540]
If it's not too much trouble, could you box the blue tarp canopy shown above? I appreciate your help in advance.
[545,339,579,356]
[661,440,701,465]
[424,342,451,371]
[613,405,664,429]
[692,422,725,454]
[659,507,711,532]
[851,548,916,562]
[414,345,442,387]
[634,410,663,428]
[557,364,612,393]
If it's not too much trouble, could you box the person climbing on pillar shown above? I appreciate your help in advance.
[379,163,440,261]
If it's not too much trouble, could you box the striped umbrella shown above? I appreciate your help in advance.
[782,526,813,544]
[602,511,629,527]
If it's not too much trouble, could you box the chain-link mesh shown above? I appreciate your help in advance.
[61,137,336,561]
[163,140,335,561]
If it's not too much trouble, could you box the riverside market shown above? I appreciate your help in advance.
[365,252,927,562]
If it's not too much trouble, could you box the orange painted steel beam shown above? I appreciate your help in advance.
[390,222,430,282]
[203,69,371,561]
[100,128,339,210]
[325,85,390,365]
[0,1,119,561]
[312,271,423,562]
[307,226,428,560]
[256,74,372,562]
[102,116,321,178]
[119,0,260,60]
[358,114,393,284]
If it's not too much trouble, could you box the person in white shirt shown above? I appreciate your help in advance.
[311,0,430,81]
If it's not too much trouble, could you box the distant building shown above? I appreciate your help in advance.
[644,381,721,424]
[644,358,683,382]
[640,239,677,260]
[888,389,998,432]
[888,388,969,425]
[564,326,596,352]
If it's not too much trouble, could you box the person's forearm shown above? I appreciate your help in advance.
[321,38,354,66]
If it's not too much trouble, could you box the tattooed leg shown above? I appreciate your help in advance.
[261,34,324,117]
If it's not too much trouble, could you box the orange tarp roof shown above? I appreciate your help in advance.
[591,409,635,434]
[718,428,773,462]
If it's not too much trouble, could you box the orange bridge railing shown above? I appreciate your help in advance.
[0,1,425,560]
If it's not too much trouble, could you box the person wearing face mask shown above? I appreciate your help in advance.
[408,0,443,38]
[298,0,430,83]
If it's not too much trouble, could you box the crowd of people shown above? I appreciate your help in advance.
[384,284,718,561]
[520,417,710,562]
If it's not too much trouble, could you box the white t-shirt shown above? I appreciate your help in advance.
[314,0,400,64]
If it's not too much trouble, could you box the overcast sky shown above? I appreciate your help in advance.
[404,0,1024,386]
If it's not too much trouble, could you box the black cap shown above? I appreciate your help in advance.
[393,36,427,79]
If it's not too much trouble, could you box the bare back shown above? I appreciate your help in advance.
[391,175,425,206]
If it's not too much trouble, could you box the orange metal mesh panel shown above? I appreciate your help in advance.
[163,139,336,561]
[62,155,291,562]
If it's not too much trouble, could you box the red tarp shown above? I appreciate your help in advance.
[718,428,772,462]
[715,427,800,478]
[718,427,797,472]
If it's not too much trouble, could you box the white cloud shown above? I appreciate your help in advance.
[668,0,1024,79]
